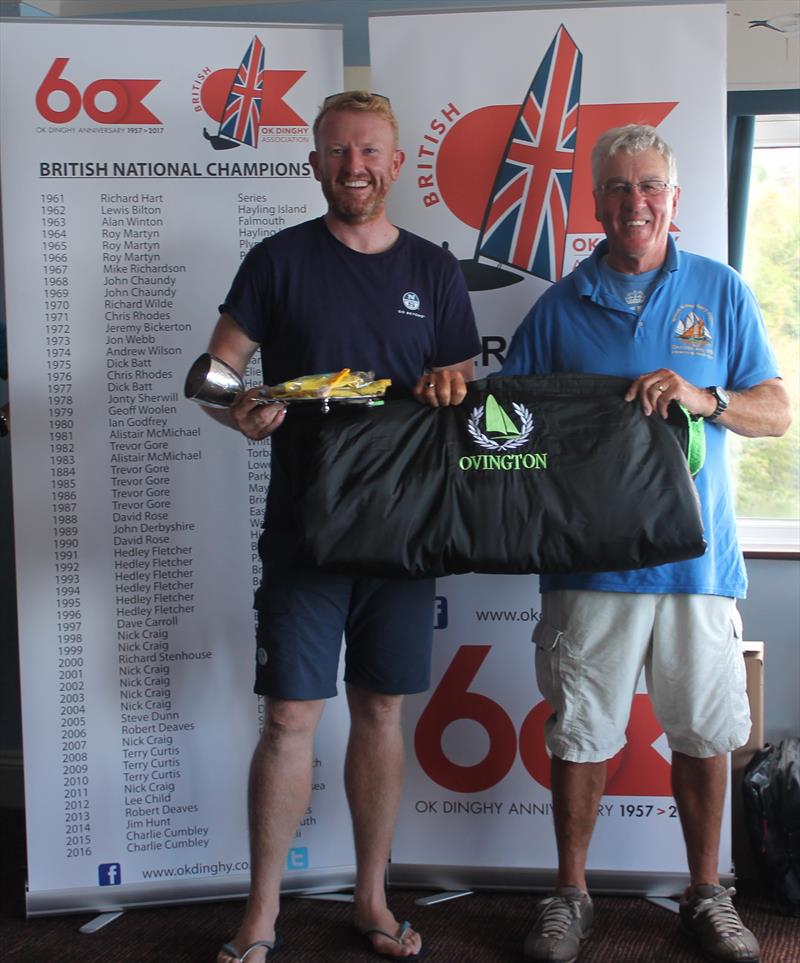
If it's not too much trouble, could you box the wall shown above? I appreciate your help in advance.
[0,0,797,808]
[739,559,800,742]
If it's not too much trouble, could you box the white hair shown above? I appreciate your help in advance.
[591,125,678,187]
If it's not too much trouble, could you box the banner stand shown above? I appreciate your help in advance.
[0,17,356,917]
[371,2,732,895]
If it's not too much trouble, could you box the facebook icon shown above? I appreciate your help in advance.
[98,863,122,886]
[434,596,448,630]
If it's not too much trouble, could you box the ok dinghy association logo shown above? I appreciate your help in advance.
[193,35,308,151]
[459,394,546,471]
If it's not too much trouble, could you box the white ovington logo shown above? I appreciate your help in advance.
[460,394,546,471]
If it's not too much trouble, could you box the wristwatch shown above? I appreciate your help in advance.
[705,386,730,422]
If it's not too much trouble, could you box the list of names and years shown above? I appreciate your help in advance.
[1,18,355,913]
[102,189,206,856]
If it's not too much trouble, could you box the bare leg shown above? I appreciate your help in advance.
[218,698,325,963]
[551,757,607,892]
[345,684,421,959]
[672,751,727,887]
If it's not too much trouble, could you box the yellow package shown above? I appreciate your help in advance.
[266,369,391,401]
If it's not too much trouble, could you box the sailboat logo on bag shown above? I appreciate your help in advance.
[468,394,534,451]
[459,394,546,471]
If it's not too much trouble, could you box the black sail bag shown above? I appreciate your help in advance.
[283,374,706,578]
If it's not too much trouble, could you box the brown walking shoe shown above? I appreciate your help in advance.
[679,884,760,962]
[522,886,593,963]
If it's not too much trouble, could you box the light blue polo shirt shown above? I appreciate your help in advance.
[502,236,780,598]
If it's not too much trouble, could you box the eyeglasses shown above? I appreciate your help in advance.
[597,179,673,197]
[323,91,391,108]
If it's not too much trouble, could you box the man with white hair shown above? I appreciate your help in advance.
[510,125,791,963]
[499,125,791,963]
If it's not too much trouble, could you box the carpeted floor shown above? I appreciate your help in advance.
[2,808,798,962]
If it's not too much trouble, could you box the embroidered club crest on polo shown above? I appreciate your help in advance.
[671,304,715,360]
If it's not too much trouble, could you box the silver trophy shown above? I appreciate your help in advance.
[184,353,275,409]
[184,353,385,413]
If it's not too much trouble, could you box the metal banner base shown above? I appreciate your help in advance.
[388,864,733,898]
[79,911,125,933]
[26,868,357,918]
[414,890,473,906]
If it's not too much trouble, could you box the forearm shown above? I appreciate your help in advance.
[626,371,791,439]
[201,405,239,431]
[710,381,792,438]
[195,313,285,439]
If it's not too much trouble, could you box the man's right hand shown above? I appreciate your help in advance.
[413,366,471,407]
[229,389,286,440]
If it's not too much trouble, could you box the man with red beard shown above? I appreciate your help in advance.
[206,92,480,963]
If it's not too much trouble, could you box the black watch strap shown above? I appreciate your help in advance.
[706,386,729,422]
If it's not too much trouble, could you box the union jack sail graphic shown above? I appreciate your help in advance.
[218,36,266,148]
[477,26,582,282]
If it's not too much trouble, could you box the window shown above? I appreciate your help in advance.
[732,113,800,553]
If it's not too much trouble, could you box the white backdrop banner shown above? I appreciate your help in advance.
[370,2,731,885]
[0,17,351,915]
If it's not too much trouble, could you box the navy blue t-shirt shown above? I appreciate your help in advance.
[220,216,480,540]
[221,217,480,392]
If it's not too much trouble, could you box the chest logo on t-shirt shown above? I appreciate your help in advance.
[398,291,426,319]
[671,304,715,361]
[625,289,646,313]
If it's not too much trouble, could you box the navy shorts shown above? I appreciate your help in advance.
[254,562,435,700]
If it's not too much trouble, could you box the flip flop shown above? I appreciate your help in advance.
[356,920,427,960]
[218,934,283,961]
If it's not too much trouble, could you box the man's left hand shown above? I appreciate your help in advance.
[625,368,713,419]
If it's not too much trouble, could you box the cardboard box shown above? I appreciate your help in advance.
[731,641,765,881]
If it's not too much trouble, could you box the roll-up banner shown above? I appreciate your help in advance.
[0,18,352,916]
[370,2,731,890]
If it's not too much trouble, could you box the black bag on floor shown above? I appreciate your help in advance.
[742,738,800,916]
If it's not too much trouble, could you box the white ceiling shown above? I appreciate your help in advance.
[23,0,316,16]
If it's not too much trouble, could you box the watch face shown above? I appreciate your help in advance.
[716,387,730,406]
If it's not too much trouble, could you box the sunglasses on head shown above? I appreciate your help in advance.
[323,91,391,108]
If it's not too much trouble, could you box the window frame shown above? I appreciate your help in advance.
[727,88,799,558]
